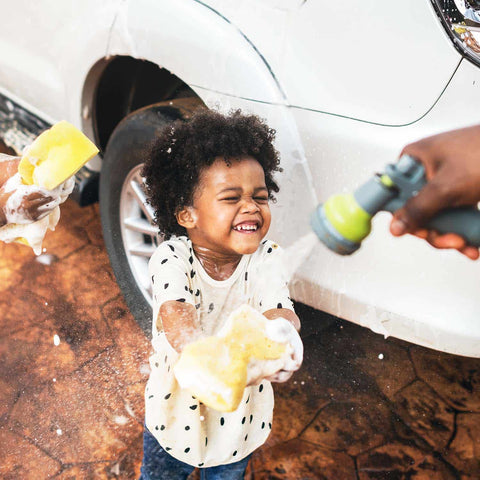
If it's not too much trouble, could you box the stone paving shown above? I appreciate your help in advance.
[0,195,479,479]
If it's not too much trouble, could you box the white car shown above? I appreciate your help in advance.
[0,0,479,356]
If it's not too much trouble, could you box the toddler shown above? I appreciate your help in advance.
[140,109,303,479]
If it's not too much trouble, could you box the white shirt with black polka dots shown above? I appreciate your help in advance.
[145,236,294,468]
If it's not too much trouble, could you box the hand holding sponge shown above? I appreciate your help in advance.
[0,121,99,254]
[173,304,303,412]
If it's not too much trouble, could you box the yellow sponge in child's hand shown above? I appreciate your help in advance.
[18,121,99,190]
[174,304,288,412]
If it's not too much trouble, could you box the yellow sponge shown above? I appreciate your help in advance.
[174,305,287,412]
[18,121,99,190]
[7,121,98,251]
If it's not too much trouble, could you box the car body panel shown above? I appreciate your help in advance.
[201,0,462,125]
[0,0,119,123]
[106,0,286,103]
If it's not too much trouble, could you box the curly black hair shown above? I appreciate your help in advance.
[142,108,282,239]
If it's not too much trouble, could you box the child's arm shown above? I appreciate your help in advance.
[150,241,203,351]
[263,307,300,332]
[158,300,203,353]
[261,307,303,383]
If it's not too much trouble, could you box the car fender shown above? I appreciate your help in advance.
[103,0,319,238]
[105,0,287,105]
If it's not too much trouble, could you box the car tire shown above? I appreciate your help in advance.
[99,102,196,335]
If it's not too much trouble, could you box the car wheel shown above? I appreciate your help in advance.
[99,100,201,335]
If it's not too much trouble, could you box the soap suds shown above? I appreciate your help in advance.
[0,175,74,255]
[174,304,301,411]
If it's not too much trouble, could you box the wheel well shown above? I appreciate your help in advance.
[91,56,200,154]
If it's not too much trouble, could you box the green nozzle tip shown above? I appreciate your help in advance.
[323,193,372,243]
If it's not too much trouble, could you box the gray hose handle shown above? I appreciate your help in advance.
[382,155,480,246]
[422,208,480,247]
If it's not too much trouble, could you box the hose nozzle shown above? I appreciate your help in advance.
[310,194,371,255]
[311,155,480,255]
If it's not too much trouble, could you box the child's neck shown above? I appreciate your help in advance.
[192,244,242,281]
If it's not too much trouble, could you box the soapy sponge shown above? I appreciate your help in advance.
[174,304,290,412]
[18,121,99,190]
[0,121,99,254]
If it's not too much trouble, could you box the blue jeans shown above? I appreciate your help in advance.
[139,426,251,480]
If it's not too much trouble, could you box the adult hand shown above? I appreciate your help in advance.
[0,189,55,226]
[0,153,73,228]
[389,125,480,260]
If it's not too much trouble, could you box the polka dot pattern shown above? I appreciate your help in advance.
[146,237,287,466]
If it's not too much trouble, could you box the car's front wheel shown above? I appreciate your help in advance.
[99,100,201,335]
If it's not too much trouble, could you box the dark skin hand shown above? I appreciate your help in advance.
[0,156,54,227]
[390,125,480,260]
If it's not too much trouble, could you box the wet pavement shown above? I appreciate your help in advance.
[1,186,480,478]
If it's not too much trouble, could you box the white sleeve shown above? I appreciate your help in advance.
[252,241,294,313]
[148,241,196,335]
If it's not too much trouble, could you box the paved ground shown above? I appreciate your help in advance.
[0,176,479,478]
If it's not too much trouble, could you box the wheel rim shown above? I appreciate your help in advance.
[119,164,162,306]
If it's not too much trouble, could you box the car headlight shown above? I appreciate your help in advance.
[431,0,480,63]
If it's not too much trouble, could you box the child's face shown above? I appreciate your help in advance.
[181,156,272,256]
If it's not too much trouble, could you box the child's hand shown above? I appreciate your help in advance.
[264,317,303,383]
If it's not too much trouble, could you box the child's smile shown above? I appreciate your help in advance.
[232,222,259,233]
[178,156,272,260]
